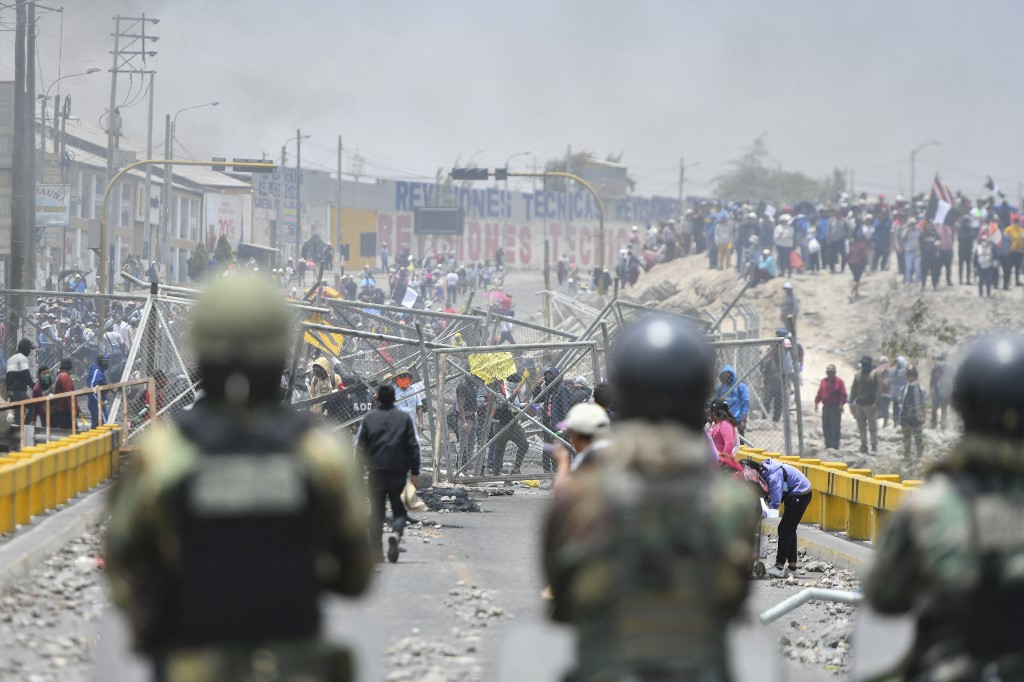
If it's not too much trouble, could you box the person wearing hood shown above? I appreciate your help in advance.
[890,356,909,427]
[715,365,750,435]
[87,354,109,429]
[535,367,574,472]
[30,364,52,428]
[761,458,813,578]
[849,355,879,454]
[307,356,335,415]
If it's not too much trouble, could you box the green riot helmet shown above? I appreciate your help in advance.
[190,275,292,403]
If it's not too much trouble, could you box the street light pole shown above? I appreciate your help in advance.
[909,139,940,211]
[158,101,218,281]
[296,128,302,262]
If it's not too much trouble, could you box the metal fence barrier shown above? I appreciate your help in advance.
[431,340,602,484]
[710,337,795,455]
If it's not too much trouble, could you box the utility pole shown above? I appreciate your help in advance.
[159,113,170,279]
[10,0,31,346]
[101,14,158,294]
[26,0,36,290]
[277,145,286,263]
[143,71,155,267]
[336,135,342,274]
[295,128,302,262]
[103,16,120,294]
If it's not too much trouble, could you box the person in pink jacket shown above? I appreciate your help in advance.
[707,399,741,471]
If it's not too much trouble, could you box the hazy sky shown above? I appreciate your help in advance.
[8,0,1024,201]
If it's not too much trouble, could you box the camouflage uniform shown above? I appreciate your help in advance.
[865,435,1024,681]
[106,407,372,682]
[544,422,757,681]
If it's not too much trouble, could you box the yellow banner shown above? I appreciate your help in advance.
[468,352,517,384]
[304,313,344,357]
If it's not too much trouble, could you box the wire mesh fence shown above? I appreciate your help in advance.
[430,340,602,483]
[0,288,148,387]
[710,337,795,455]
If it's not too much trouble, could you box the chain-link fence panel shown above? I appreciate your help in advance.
[544,290,603,339]
[709,337,796,455]
[325,298,483,348]
[469,307,578,347]
[289,319,448,475]
[431,340,602,484]
[0,288,148,399]
[111,294,197,443]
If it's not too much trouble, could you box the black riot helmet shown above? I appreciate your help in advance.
[951,333,1024,437]
[609,314,714,429]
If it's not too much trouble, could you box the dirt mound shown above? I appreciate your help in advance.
[631,254,1024,474]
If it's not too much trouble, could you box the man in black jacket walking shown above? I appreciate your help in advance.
[356,384,421,563]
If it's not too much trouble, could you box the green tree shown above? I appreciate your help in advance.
[543,149,636,193]
[714,134,833,205]
[187,241,209,281]
[214,234,234,265]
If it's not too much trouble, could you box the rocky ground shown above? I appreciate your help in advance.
[0,525,106,682]
[621,254,1024,476]
[382,581,507,681]
[761,536,859,677]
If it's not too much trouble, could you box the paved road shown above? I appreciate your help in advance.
[83,487,866,681]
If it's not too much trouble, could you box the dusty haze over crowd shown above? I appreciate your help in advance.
[11,0,1021,198]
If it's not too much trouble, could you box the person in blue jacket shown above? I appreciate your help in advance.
[87,354,109,429]
[761,458,813,578]
[715,365,750,435]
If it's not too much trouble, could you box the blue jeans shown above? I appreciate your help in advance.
[904,251,920,284]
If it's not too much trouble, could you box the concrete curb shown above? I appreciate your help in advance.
[760,518,874,571]
[0,486,110,596]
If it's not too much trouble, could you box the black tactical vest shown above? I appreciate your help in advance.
[160,408,323,646]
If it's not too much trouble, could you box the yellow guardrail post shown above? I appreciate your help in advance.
[820,462,849,532]
[846,468,873,540]
[12,459,31,526]
[0,464,14,533]
[55,439,70,506]
[799,459,825,525]
[40,444,57,511]
[24,446,46,518]
[871,475,903,542]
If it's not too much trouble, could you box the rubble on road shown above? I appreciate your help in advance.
[762,537,861,676]
[0,525,106,682]
[417,487,482,513]
[384,586,508,681]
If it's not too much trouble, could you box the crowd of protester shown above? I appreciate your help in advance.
[615,189,1024,300]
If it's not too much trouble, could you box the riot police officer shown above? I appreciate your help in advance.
[106,274,372,682]
[543,314,757,681]
[865,333,1024,680]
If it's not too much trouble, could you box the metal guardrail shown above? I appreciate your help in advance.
[2,377,156,445]
[739,447,921,543]
[0,425,122,533]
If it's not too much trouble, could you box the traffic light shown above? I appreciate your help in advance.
[494,167,508,181]
[450,168,489,181]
